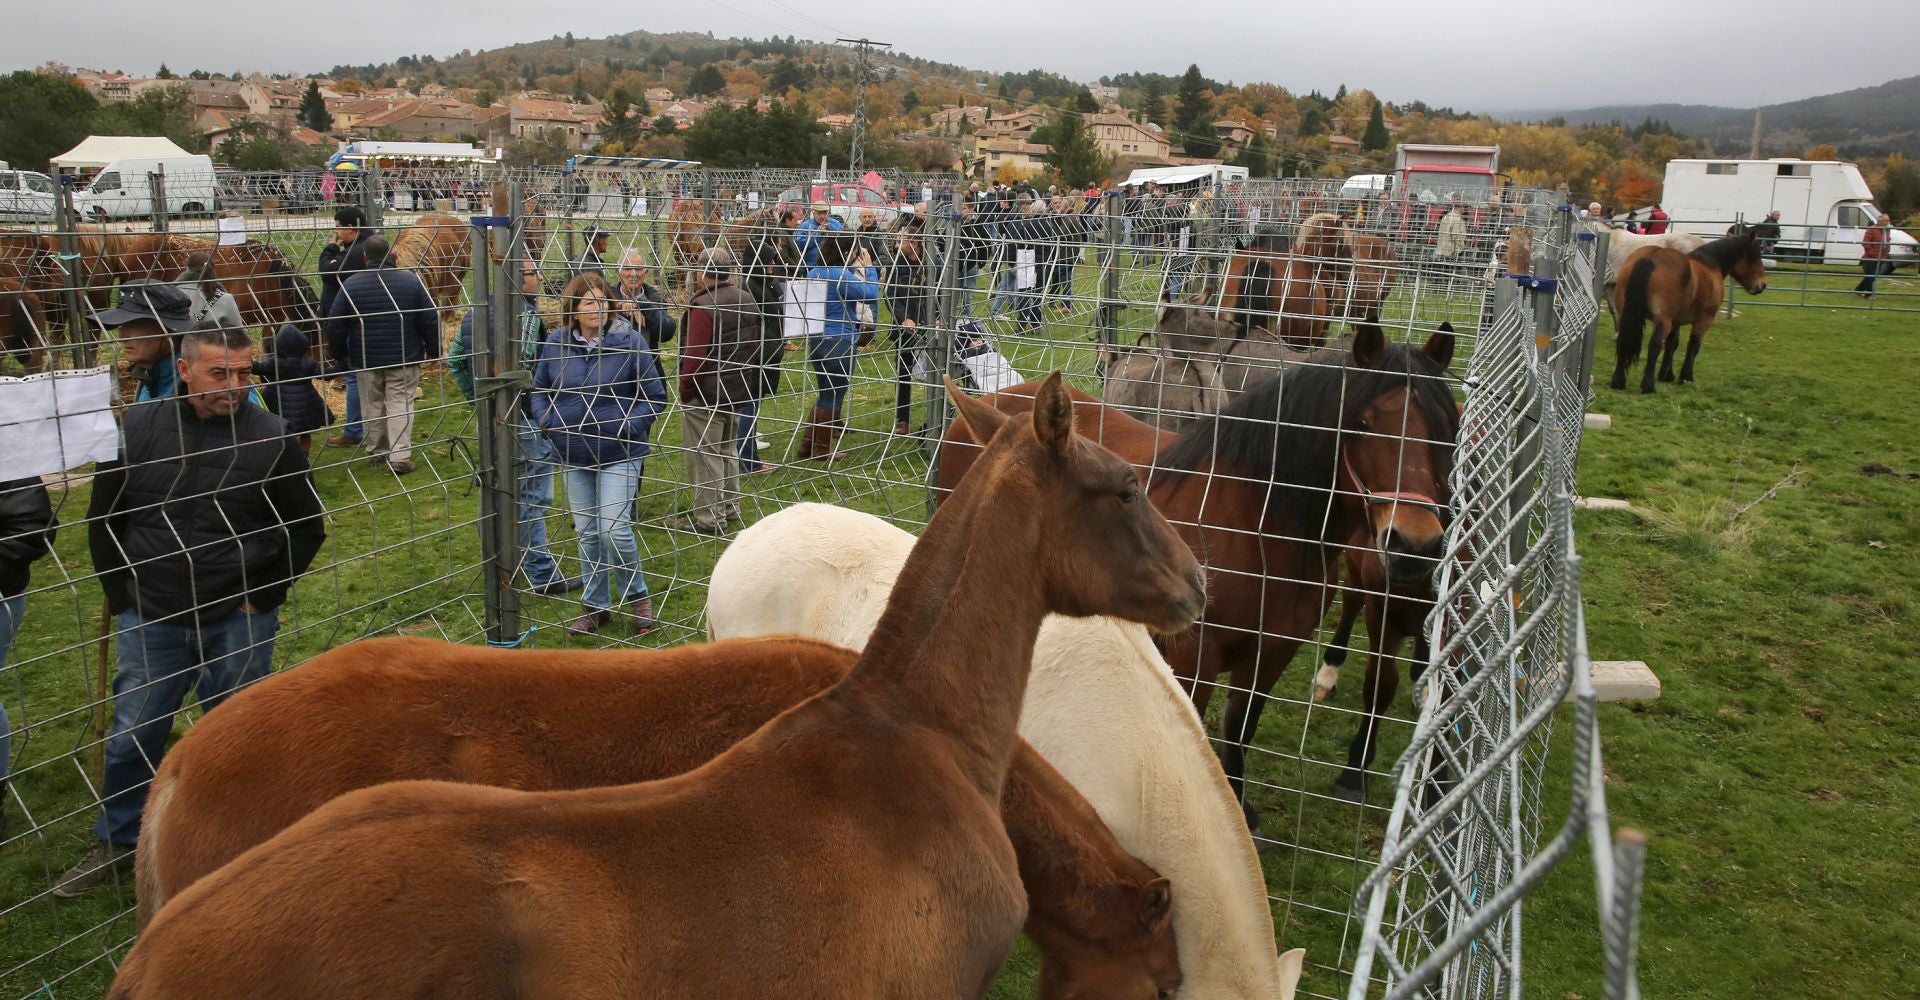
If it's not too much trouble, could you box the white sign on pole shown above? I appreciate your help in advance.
[783,278,828,344]
[0,368,120,479]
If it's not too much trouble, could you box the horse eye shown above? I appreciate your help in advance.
[1118,489,1136,504]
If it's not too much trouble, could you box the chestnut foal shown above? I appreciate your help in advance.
[113,373,1206,1000]
[136,635,1180,1000]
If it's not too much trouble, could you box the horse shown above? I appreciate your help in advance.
[0,276,50,373]
[392,214,472,323]
[1295,213,1395,324]
[1579,218,1707,321]
[1102,296,1296,430]
[113,374,1207,1000]
[0,233,80,341]
[1219,237,1331,350]
[938,329,1460,821]
[708,502,1305,1000]
[666,197,722,295]
[135,634,1180,999]
[1610,228,1767,394]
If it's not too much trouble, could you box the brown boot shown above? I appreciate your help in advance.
[793,413,816,460]
[810,407,846,463]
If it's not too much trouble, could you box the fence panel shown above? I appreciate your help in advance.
[0,172,1636,999]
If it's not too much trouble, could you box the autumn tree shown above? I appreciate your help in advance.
[1803,143,1839,161]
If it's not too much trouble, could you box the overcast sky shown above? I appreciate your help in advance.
[7,0,1915,112]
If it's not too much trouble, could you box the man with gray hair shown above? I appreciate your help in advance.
[670,247,759,536]
[55,321,326,896]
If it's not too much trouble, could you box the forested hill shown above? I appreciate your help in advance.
[1524,75,1920,157]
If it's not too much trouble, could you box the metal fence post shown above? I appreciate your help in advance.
[52,186,92,367]
[149,168,168,234]
[363,160,383,229]
[1097,194,1122,371]
[1580,229,1610,401]
[923,207,961,515]
[470,193,527,646]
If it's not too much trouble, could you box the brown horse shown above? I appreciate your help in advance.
[393,214,472,322]
[136,634,1180,998]
[112,374,1206,1000]
[0,276,50,373]
[0,234,80,343]
[940,330,1460,825]
[1610,228,1767,394]
[666,197,721,295]
[1219,238,1331,350]
[71,232,317,332]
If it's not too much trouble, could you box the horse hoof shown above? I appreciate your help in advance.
[1659,371,1675,383]
[1331,777,1366,802]
[1312,665,1340,702]
[1640,385,1656,395]
[1608,375,1626,391]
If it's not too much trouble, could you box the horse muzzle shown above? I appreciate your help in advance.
[1379,528,1444,589]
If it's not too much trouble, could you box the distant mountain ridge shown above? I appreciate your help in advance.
[1514,75,1920,158]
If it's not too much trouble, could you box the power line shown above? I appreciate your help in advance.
[835,37,891,173]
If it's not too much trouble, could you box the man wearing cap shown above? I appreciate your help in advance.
[671,248,758,536]
[575,228,612,282]
[319,206,373,449]
[53,322,326,896]
[94,280,198,402]
[325,234,439,475]
[794,200,844,270]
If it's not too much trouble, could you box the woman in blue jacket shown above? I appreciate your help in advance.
[800,232,878,462]
[530,273,668,636]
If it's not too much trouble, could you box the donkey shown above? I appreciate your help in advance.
[113,373,1207,1000]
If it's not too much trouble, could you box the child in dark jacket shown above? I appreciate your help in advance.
[251,325,331,453]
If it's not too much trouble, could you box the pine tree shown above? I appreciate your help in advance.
[1045,111,1112,188]
[1362,100,1389,151]
[688,64,726,97]
[1138,77,1166,129]
[1174,64,1219,158]
[156,64,175,79]
[1230,134,1273,177]
[299,80,333,133]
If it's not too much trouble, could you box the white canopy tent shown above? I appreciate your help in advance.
[50,136,194,171]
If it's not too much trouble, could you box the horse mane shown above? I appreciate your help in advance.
[1156,341,1459,538]
[1689,233,1756,273]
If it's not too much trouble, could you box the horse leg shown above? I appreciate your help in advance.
[1334,601,1401,800]
[1219,639,1302,832]
[1640,319,1668,394]
[1679,322,1708,384]
[1658,324,1681,382]
[1314,566,1363,702]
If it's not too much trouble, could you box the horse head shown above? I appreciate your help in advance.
[1341,322,1459,588]
[944,373,1207,634]
[1727,226,1767,296]
[1030,876,1180,1000]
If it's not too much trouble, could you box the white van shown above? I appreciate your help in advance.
[72,154,219,220]
[1339,174,1391,201]
[0,169,59,221]
[1661,158,1917,268]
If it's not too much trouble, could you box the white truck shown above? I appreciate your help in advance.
[0,168,60,221]
[1660,158,1917,268]
[71,153,219,220]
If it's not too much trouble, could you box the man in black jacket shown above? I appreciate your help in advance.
[53,323,325,896]
[326,234,439,474]
[319,206,373,448]
[0,475,57,840]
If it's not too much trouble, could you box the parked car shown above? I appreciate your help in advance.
[775,181,903,227]
[0,169,59,221]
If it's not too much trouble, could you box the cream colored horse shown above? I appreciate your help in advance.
[706,503,1305,1000]
[1581,218,1707,321]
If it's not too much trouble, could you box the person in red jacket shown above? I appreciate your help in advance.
[1644,204,1670,235]
[1856,213,1892,299]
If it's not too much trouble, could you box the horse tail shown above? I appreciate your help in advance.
[1618,256,1656,364]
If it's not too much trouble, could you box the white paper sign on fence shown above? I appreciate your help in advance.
[0,368,120,479]
[1016,249,1037,290]
[783,278,827,343]
[217,216,248,246]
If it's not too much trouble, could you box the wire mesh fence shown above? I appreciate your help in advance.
[2,171,1638,999]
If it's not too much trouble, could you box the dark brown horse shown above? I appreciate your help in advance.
[940,329,1460,825]
[0,276,50,373]
[1611,228,1767,394]
[137,635,1180,999]
[113,374,1205,1000]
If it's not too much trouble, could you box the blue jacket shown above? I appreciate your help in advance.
[808,265,878,346]
[326,262,440,369]
[795,216,845,269]
[530,322,668,467]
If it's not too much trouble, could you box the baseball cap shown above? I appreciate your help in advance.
[810,200,830,212]
[93,280,196,333]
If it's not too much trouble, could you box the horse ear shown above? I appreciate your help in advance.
[1139,878,1173,931]
[1352,323,1386,366]
[945,377,1009,441]
[1424,321,1456,369]
[1031,370,1074,454]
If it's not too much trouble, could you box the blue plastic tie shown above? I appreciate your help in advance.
[486,625,538,649]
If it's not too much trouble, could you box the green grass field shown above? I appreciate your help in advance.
[0,237,1914,998]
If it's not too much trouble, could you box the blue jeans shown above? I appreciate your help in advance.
[341,372,363,440]
[957,264,980,316]
[562,459,648,611]
[736,397,763,471]
[515,418,562,587]
[991,262,1019,315]
[809,337,853,411]
[0,595,21,789]
[96,606,279,846]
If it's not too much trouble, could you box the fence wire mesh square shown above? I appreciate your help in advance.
[0,167,1630,999]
